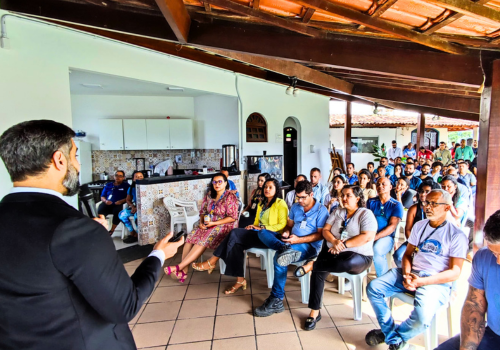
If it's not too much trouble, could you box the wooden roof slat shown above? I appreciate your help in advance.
[296,0,469,54]
[203,0,326,37]
[302,8,316,23]
[252,0,260,10]
[367,0,399,18]
[154,0,191,44]
[203,1,212,12]
[425,0,500,25]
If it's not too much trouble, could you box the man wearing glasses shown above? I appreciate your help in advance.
[366,190,467,350]
[98,170,130,235]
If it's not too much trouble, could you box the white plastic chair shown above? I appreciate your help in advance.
[96,201,126,239]
[219,248,275,288]
[331,269,369,321]
[162,197,199,233]
[390,292,453,350]
[290,260,311,304]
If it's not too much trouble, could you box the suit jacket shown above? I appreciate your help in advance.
[0,192,161,350]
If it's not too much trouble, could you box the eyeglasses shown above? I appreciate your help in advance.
[296,195,309,200]
[114,174,124,177]
[212,180,224,185]
[421,201,448,208]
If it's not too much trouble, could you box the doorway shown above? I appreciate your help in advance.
[283,116,301,188]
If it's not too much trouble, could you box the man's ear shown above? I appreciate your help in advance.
[52,150,67,171]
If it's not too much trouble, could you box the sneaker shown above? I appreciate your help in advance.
[123,235,138,244]
[254,296,285,317]
[388,341,408,350]
[276,245,302,267]
[365,329,386,346]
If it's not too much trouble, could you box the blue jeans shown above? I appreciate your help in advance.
[367,268,451,345]
[436,326,499,350]
[373,235,395,277]
[118,207,137,233]
[393,242,407,269]
[257,230,319,300]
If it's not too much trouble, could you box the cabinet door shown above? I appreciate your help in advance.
[146,119,170,150]
[123,119,148,150]
[169,119,193,149]
[98,119,123,150]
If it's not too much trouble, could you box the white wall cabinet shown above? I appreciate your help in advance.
[146,119,171,150]
[169,119,193,149]
[123,119,148,150]
[98,119,124,150]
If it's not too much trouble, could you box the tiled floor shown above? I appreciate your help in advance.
[125,252,472,350]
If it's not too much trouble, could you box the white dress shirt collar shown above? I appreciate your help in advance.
[10,187,64,200]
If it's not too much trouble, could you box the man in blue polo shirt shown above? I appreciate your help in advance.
[346,163,358,185]
[255,180,329,317]
[367,177,404,277]
[310,168,329,205]
[380,157,394,177]
[98,170,130,235]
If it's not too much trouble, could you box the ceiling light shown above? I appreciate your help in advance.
[286,76,298,97]
[373,103,379,115]
[81,84,103,89]
[166,87,184,92]
[293,88,299,97]
[286,86,293,95]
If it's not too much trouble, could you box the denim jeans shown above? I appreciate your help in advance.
[373,235,395,277]
[392,242,407,269]
[367,268,452,345]
[435,326,499,350]
[118,207,137,233]
[257,230,319,300]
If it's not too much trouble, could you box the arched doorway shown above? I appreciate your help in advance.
[283,117,301,188]
[411,128,440,150]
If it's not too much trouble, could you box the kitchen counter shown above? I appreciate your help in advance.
[136,171,241,185]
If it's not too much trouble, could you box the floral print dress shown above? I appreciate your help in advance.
[186,191,239,249]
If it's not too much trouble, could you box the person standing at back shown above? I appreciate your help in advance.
[0,120,184,350]
[454,139,475,162]
[387,140,402,165]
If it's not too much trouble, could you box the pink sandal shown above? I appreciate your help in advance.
[164,265,179,276]
[175,269,188,283]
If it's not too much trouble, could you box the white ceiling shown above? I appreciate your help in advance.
[69,69,211,97]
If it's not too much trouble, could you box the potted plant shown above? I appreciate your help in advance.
[370,143,387,162]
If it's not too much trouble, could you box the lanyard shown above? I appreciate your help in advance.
[415,220,447,252]
[211,191,226,214]
[343,208,359,228]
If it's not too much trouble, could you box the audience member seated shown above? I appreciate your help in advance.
[391,177,416,209]
[395,157,403,166]
[367,177,404,277]
[403,142,416,159]
[403,162,422,190]
[418,163,431,180]
[436,210,500,350]
[221,170,240,198]
[240,172,270,227]
[118,170,143,244]
[380,157,394,176]
[367,162,376,178]
[377,165,388,179]
[333,167,345,177]
[346,163,358,185]
[418,146,434,161]
[295,186,376,330]
[285,174,307,209]
[165,173,238,283]
[441,175,469,227]
[310,168,329,205]
[366,189,467,350]
[458,161,477,194]
[325,175,347,213]
[192,178,287,294]
[446,162,469,188]
[416,157,426,171]
[98,170,130,235]
[357,169,377,201]
[454,138,475,162]
[434,142,452,165]
[431,161,443,183]
[389,164,403,187]
[392,180,441,268]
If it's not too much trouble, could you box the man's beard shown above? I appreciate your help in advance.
[63,162,80,196]
[404,170,414,177]
[422,169,429,175]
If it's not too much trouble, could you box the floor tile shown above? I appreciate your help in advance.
[298,327,347,350]
[326,304,373,327]
[337,323,386,350]
[129,304,146,325]
[249,278,272,294]
[322,287,356,306]
[284,277,303,292]
[216,294,253,315]
[138,301,182,323]
[284,290,309,309]
[166,341,212,350]
[185,282,220,300]
[212,336,257,350]
[159,274,186,287]
[213,313,255,339]
[256,332,302,350]
[139,347,166,350]
[132,321,174,348]
[178,298,217,319]
[247,266,267,280]
[150,286,188,303]
[290,307,335,331]
[255,309,296,335]
[169,317,215,344]
[190,270,221,284]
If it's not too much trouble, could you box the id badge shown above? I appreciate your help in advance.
[251,203,256,209]
[340,230,349,241]
[300,220,307,229]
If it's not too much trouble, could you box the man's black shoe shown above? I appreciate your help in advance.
[365,329,386,346]
[123,235,138,244]
[276,245,302,267]
[254,296,285,317]
[304,312,321,331]
[388,341,408,350]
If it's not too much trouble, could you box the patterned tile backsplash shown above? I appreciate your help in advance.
[91,149,223,178]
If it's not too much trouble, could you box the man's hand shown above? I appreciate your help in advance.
[93,214,108,229]
[282,234,300,244]
[402,272,421,291]
[281,231,290,239]
[105,200,113,205]
[153,232,185,260]
[131,206,137,214]
[328,239,346,254]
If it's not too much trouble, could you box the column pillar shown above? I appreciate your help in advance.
[416,113,425,150]
[344,101,352,164]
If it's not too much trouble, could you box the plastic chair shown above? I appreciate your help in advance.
[290,260,311,304]
[162,197,198,233]
[390,292,453,350]
[96,201,126,239]
[331,269,369,321]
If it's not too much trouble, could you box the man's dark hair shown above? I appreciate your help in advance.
[377,165,386,170]
[295,180,313,195]
[484,210,500,244]
[310,167,321,174]
[392,140,397,144]
[421,164,430,169]
[380,157,388,161]
[440,141,446,145]
[347,162,355,168]
[296,174,307,181]
[418,179,441,193]
[115,170,125,177]
[0,120,76,182]
[395,156,401,160]
[405,162,415,168]
[432,161,443,169]
[367,162,374,167]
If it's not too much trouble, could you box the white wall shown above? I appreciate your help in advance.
[193,95,239,149]
[71,95,195,149]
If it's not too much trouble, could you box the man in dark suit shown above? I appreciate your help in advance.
[0,120,184,350]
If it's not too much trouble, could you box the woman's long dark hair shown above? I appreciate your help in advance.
[393,164,403,177]
[261,178,282,209]
[257,173,271,189]
[441,175,460,206]
[342,185,366,208]
[333,167,344,174]
[356,169,373,189]
[209,172,229,199]
[330,174,348,198]
[130,170,142,189]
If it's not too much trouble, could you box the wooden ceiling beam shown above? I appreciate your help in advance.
[353,85,480,113]
[296,0,469,54]
[302,8,316,23]
[367,0,399,18]
[203,2,212,12]
[425,0,500,25]
[203,0,325,37]
[154,0,191,44]
[252,0,260,10]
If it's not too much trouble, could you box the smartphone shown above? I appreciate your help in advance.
[168,230,185,242]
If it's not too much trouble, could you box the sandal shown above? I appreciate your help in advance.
[192,260,215,274]
[224,279,247,295]
[175,269,188,283]
[164,265,179,276]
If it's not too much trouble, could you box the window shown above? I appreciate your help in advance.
[411,128,440,150]
[351,137,379,153]
[246,113,268,142]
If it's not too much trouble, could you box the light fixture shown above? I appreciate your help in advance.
[373,103,379,115]
[286,86,293,95]
[166,87,184,92]
[293,88,299,97]
[286,76,298,97]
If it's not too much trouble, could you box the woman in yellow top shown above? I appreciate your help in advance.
[192,178,288,294]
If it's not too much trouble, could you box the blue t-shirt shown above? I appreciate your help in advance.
[312,182,329,205]
[404,148,416,158]
[289,200,329,251]
[385,164,395,177]
[101,181,130,203]
[228,179,240,198]
[408,176,422,191]
[347,174,358,185]
[468,248,500,336]
[389,174,399,187]
[128,186,137,205]
[366,197,404,237]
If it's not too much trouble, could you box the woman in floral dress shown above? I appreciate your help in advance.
[165,173,239,282]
